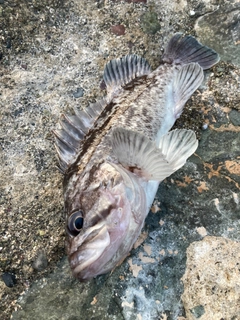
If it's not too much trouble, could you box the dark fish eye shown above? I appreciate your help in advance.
[67,210,84,236]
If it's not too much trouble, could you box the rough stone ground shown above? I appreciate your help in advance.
[0,0,239,319]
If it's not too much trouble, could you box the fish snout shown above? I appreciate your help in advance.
[68,222,111,280]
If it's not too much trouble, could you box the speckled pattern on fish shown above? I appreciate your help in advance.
[54,33,219,281]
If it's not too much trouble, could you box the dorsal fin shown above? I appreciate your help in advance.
[103,54,151,94]
[53,98,108,173]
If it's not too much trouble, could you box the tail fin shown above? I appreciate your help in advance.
[162,33,220,70]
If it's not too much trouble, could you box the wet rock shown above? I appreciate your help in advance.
[229,109,240,126]
[110,24,126,36]
[2,272,17,288]
[140,11,161,34]
[195,4,240,67]
[182,236,240,320]
[210,61,240,111]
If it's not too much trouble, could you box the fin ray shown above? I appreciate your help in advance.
[159,129,198,170]
[163,33,220,69]
[173,62,204,119]
[111,128,198,181]
[54,98,108,173]
[103,54,151,93]
[60,114,85,140]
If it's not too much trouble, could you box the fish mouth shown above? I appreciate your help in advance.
[68,221,111,279]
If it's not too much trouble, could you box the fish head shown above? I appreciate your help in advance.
[65,162,147,281]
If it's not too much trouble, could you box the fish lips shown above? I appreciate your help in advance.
[67,221,111,279]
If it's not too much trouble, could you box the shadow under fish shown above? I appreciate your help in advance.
[53,33,220,281]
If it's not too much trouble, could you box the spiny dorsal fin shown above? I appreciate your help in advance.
[53,98,108,173]
[103,54,151,94]
[162,33,220,70]
[172,62,204,119]
[111,127,198,181]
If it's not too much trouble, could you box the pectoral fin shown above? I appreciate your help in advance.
[111,128,198,181]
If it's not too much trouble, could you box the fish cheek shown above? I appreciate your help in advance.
[106,202,132,249]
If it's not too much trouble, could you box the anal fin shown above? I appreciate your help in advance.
[158,129,198,171]
[111,128,198,181]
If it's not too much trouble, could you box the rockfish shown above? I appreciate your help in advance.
[54,34,219,280]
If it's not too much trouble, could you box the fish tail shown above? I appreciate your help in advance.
[162,33,220,69]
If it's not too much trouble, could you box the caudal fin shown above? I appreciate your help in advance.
[162,33,220,70]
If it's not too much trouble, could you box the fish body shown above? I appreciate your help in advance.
[54,34,219,280]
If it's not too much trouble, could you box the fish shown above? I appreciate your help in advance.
[54,33,219,281]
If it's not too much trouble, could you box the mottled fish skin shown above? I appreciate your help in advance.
[54,34,220,281]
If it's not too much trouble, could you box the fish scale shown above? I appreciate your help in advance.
[72,66,173,176]
[53,33,220,281]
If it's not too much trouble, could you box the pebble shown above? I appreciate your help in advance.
[21,64,27,70]
[202,123,208,130]
[2,272,17,288]
[190,305,205,318]
[38,229,46,236]
[100,80,106,90]
[73,87,84,98]
[6,37,11,49]
[32,252,48,271]
[110,25,125,36]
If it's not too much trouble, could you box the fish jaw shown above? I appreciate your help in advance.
[67,222,111,279]
[66,163,148,280]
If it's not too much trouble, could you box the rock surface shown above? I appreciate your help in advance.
[182,236,240,320]
[0,0,239,319]
[195,1,240,67]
